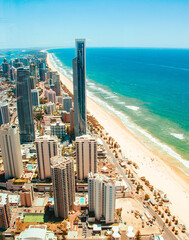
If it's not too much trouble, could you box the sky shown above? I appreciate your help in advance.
[0,0,189,49]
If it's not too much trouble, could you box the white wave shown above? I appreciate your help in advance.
[126,105,140,111]
[104,96,118,99]
[49,52,189,171]
[170,133,185,140]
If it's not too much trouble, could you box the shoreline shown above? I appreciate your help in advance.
[46,51,189,229]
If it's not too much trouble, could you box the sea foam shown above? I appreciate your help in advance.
[126,105,140,111]
[170,133,185,140]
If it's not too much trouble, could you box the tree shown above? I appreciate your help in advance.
[135,230,142,240]
[144,194,150,201]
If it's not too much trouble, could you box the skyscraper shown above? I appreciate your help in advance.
[51,156,75,219]
[0,101,10,126]
[63,96,72,112]
[2,58,9,75]
[0,125,23,179]
[16,67,35,143]
[73,39,87,137]
[31,89,40,106]
[35,135,58,180]
[76,135,97,180]
[88,173,115,224]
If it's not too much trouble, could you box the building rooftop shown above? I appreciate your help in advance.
[15,225,57,240]
[0,193,8,206]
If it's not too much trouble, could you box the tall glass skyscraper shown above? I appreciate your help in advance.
[16,68,35,143]
[73,39,87,137]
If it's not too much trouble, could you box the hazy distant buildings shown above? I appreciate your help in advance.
[88,173,115,224]
[36,136,58,180]
[31,89,40,106]
[10,66,15,81]
[0,193,11,230]
[0,101,10,126]
[73,39,87,137]
[50,122,65,139]
[76,135,97,180]
[2,59,9,75]
[51,156,75,219]
[16,67,35,142]
[39,62,46,81]
[0,125,23,179]
[63,96,72,112]
[30,63,38,82]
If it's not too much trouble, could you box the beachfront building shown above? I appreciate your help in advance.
[88,173,115,224]
[51,156,75,219]
[31,89,40,106]
[35,135,58,180]
[45,102,56,115]
[73,39,87,137]
[0,125,23,179]
[0,101,10,126]
[16,67,35,142]
[39,61,46,81]
[47,89,56,103]
[63,96,72,112]
[15,225,57,240]
[76,135,97,181]
[54,76,61,96]
[0,193,11,230]
[50,122,66,139]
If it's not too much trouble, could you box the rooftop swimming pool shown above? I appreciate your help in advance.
[80,198,85,204]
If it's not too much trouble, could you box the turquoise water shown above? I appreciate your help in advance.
[48,48,189,173]
[80,198,85,204]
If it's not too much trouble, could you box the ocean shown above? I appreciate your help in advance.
[47,48,189,174]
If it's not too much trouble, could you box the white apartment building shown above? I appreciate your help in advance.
[51,156,75,219]
[88,173,115,224]
[0,125,23,179]
[47,89,56,103]
[35,135,58,180]
[76,135,97,180]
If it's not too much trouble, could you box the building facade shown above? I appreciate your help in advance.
[51,156,75,219]
[76,135,97,180]
[88,173,115,224]
[45,102,56,115]
[0,101,10,126]
[73,39,87,137]
[0,193,11,230]
[16,67,35,142]
[47,89,56,103]
[31,89,40,106]
[63,96,72,112]
[50,122,66,139]
[0,125,23,179]
[35,136,58,180]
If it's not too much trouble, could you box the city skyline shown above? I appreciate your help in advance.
[0,0,189,49]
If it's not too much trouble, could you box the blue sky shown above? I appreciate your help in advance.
[0,0,189,49]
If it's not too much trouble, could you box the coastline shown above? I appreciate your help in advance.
[46,51,189,229]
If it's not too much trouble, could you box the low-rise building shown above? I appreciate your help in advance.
[0,193,11,230]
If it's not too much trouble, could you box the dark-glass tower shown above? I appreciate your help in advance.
[73,39,86,137]
[16,68,35,142]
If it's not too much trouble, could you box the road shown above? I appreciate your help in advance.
[101,138,133,190]
[101,137,180,240]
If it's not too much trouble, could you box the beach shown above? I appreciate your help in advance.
[46,52,189,229]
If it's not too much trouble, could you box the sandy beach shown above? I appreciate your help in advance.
[46,52,189,229]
